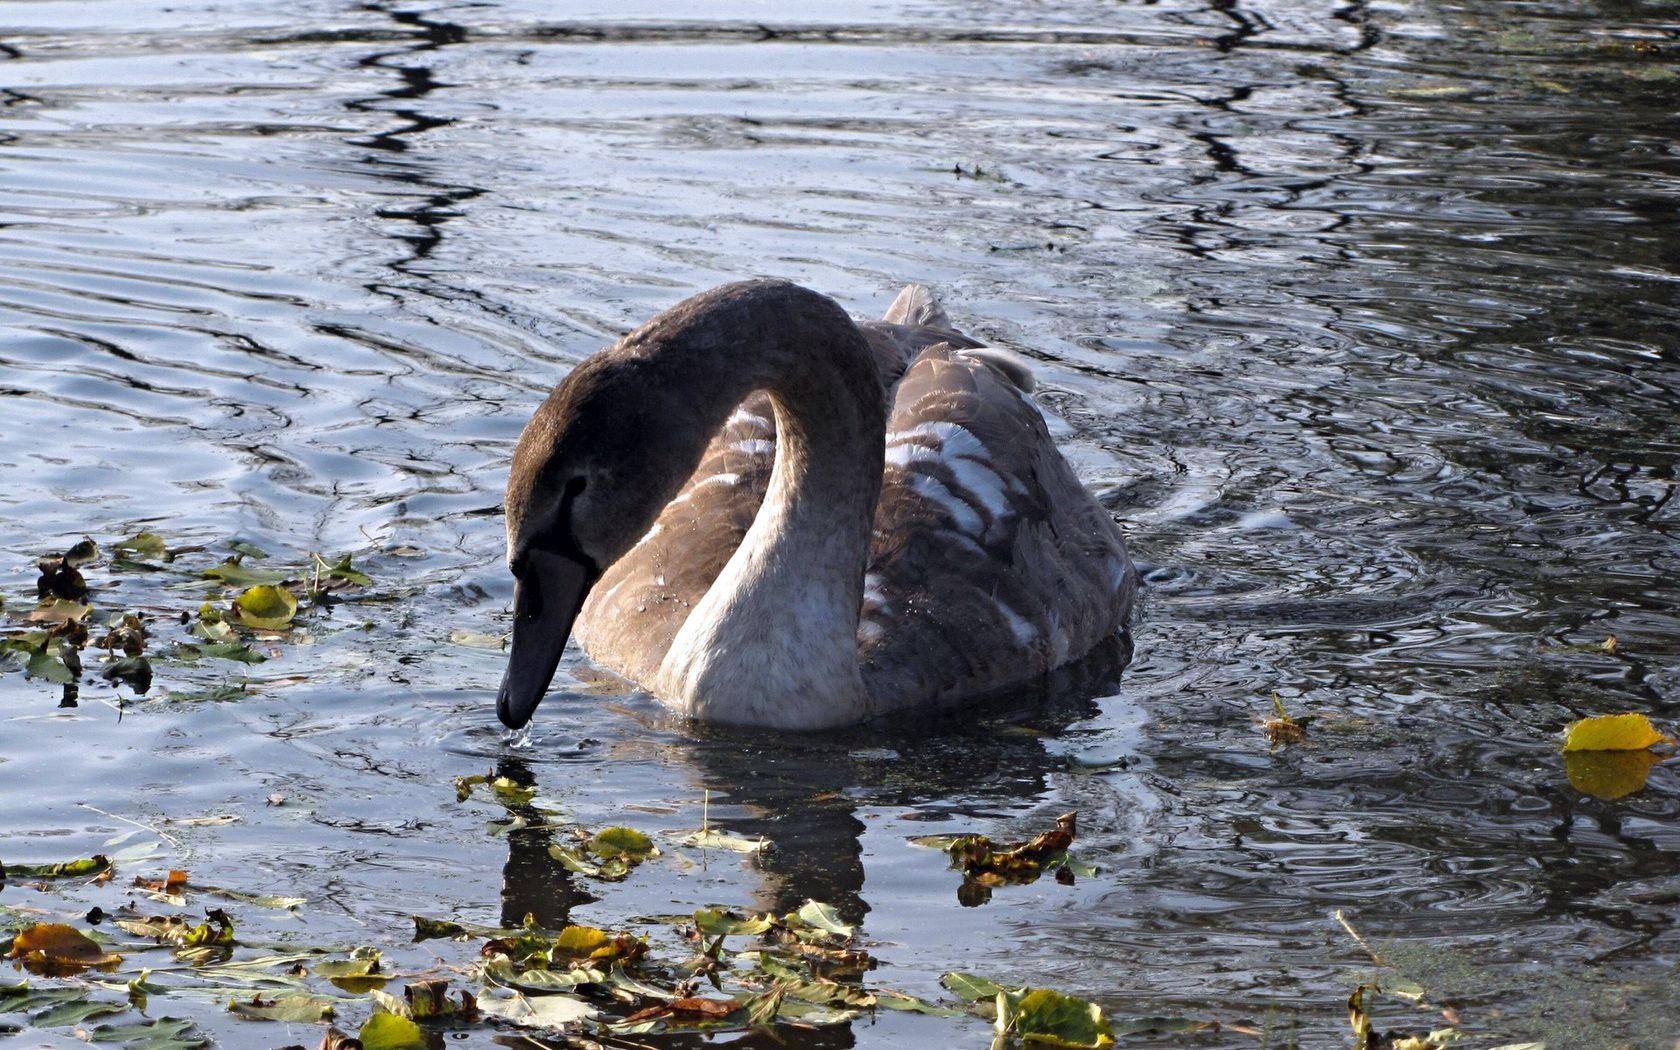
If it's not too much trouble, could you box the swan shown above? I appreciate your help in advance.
[497,279,1136,730]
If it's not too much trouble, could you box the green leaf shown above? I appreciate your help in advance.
[102,655,154,693]
[359,1012,424,1050]
[693,908,774,938]
[942,972,1005,1002]
[200,560,288,588]
[315,947,385,992]
[114,532,169,560]
[226,992,335,1022]
[793,901,853,939]
[7,854,111,879]
[232,585,298,630]
[65,537,101,565]
[31,996,129,1027]
[874,990,966,1017]
[228,541,269,560]
[481,958,604,993]
[24,647,74,683]
[315,553,372,588]
[997,987,1114,1048]
[200,642,267,664]
[591,826,658,861]
[83,1016,207,1050]
[196,884,304,909]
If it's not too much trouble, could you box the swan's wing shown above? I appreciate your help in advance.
[574,392,777,686]
[859,343,1134,711]
[576,296,980,686]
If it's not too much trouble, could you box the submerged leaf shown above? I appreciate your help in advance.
[201,559,289,588]
[358,1011,424,1050]
[114,531,169,560]
[232,585,298,630]
[227,992,336,1022]
[1561,713,1674,752]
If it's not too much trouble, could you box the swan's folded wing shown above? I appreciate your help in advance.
[574,392,777,686]
[859,345,1134,711]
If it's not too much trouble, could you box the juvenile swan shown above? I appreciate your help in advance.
[498,280,1135,730]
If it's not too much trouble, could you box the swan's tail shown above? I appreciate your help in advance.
[883,283,952,330]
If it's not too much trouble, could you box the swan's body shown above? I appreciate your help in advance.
[498,280,1135,730]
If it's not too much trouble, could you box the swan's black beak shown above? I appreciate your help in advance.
[498,548,596,729]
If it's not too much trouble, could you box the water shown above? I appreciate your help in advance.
[2,0,1678,1046]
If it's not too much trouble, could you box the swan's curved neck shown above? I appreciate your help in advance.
[633,282,885,728]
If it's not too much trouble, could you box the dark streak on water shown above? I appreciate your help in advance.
[1,0,1678,1047]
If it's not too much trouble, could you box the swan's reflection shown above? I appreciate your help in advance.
[495,635,1130,930]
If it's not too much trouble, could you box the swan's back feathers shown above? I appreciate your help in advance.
[858,345,1131,710]
[883,283,951,329]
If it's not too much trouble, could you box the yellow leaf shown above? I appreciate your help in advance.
[7,922,122,974]
[1561,713,1674,753]
[232,585,298,630]
[1565,750,1664,800]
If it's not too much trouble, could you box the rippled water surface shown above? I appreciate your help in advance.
[3,0,1678,1046]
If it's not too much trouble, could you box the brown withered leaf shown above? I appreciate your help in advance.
[7,922,122,975]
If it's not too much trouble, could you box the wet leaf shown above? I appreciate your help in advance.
[82,1016,207,1050]
[31,996,129,1027]
[103,655,154,693]
[997,987,1115,1048]
[313,553,371,588]
[679,828,767,852]
[228,991,336,1022]
[197,884,305,910]
[65,537,101,565]
[943,971,1006,1002]
[27,597,91,625]
[316,947,386,992]
[1263,691,1309,747]
[7,854,111,879]
[476,989,596,1027]
[591,826,658,861]
[875,989,966,1017]
[455,773,536,806]
[7,922,122,974]
[201,559,289,588]
[403,979,477,1020]
[1564,749,1664,800]
[481,957,604,993]
[358,1012,423,1050]
[449,629,505,649]
[232,585,298,630]
[793,900,853,939]
[24,644,75,683]
[693,908,775,938]
[114,532,169,560]
[228,540,269,560]
[198,642,267,664]
[548,844,614,880]
[1561,713,1674,752]
[411,915,514,941]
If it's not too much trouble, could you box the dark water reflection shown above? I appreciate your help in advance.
[2,0,1678,1046]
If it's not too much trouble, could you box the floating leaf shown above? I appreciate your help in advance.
[449,629,506,649]
[591,826,658,861]
[358,1011,424,1050]
[7,854,111,879]
[228,540,269,560]
[476,990,596,1028]
[1565,749,1664,800]
[313,553,372,588]
[997,987,1115,1049]
[693,908,775,938]
[198,642,267,664]
[403,979,477,1020]
[315,947,386,992]
[455,773,537,806]
[679,828,767,852]
[196,884,304,910]
[481,957,604,993]
[81,1016,207,1049]
[114,532,169,560]
[103,655,154,693]
[1561,713,1674,752]
[7,922,122,974]
[65,537,101,565]
[200,560,289,588]
[943,971,1006,1002]
[231,585,298,630]
[226,992,335,1022]
[27,598,91,625]
[793,901,853,939]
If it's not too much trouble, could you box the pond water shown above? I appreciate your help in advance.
[2,0,1678,1047]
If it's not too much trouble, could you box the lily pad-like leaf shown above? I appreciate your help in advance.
[456,773,537,806]
[315,947,386,992]
[1565,749,1665,800]
[7,922,122,974]
[403,979,478,1020]
[27,598,91,625]
[65,537,101,565]
[1561,713,1674,752]
[591,826,658,861]
[228,541,269,560]
[82,1016,207,1050]
[358,1011,424,1050]
[997,987,1115,1049]
[103,655,154,693]
[231,585,298,630]
[226,992,336,1022]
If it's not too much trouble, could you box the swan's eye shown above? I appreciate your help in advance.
[564,476,587,499]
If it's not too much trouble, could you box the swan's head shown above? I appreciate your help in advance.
[497,353,701,729]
